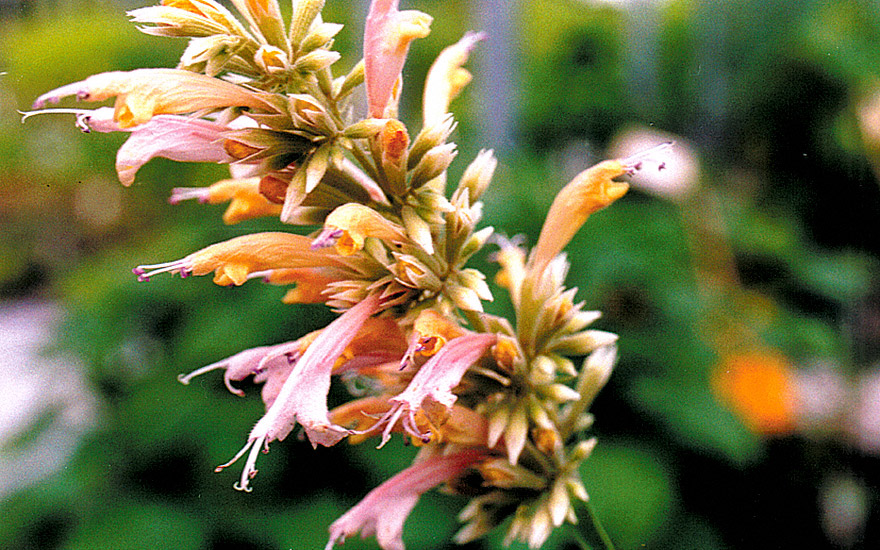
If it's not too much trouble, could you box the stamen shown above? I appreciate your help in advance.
[380,407,404,448]
[20,108,92,122]
[622,141,673,175]
[132,258,193,282]
[402,410,430,443]
[217,434,267,493]
[19,108,105,133]
[176,360,245,397]
[310,227,344,250]
[246,270,273,282]
[169,187,211,205]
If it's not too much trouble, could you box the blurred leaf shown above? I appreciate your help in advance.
[579,442,675,550]
[630,376,763,465]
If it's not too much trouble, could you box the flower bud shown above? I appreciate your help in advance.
[289,0,326,48]
[409,143,457,189]
[342,118,387,139]
[294,49,341,73]
[409,113,456,170]
[394,254,441,290]
[299,22,344,54]
[455,148,496,202]
[338,59,365,98]
[401,205,434,254]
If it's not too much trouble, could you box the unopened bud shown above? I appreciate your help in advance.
[289,0,325,47]
[338,60,365,98]
[456,149,496,201]
[343,118,386,139]
[529,355,556,386]
[299,22,344,53]
[409,114,456,170]
[410,142,457,189]
[294,49,340,73]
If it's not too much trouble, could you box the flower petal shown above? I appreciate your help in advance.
[364,0,432,117]
[326,448,486,550]
[371,332,497,445]
[34,69,282,128]
[219,294,382,492]
[115,115,234,186]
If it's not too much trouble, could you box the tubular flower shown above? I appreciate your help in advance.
[21,107,237,186]
[27,0,670,548]
[423,31,485,127]
[33,68,282,128]
[169,177,283,224]
[364,0,432,117]
[530,142,672,276]
[216,293,382,492]
[312,202,409,256]
[132,232,348,286]
[327,448,487,550]
[368,332,498,446]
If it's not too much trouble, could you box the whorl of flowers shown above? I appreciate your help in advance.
[27,1,669,548]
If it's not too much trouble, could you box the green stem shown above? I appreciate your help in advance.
[568,523,592,550]
[570,500,616,550]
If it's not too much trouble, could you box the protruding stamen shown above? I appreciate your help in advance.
[19,108,114,134]
[169,187,211,205]
[622,141,673,175]
[310,227,343,250]
[216,434,268,493]
[177,360,245,397]
[132,258,193,282]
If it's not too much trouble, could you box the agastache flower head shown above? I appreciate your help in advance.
[25,0,668,547]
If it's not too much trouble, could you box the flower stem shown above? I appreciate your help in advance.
[570,500,616,550]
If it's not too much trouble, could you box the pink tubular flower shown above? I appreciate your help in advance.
[369,332,498,446]
[363,0,432,117]
[22,106,235,186]
[216,293,382,492]
[177,342,281,398]
[326,448,487,550]
[86,108,235,186]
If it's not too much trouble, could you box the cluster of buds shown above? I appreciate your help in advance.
[26,0,669,548]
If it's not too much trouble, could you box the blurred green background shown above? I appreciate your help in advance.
[2,0,880,549]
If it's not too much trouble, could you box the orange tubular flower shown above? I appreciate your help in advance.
[170,178,283,225]
[530,143,672,278]
[132,232,344,286]
[33,68,281,128]
[312,203,409,256]
[422,31,484,127]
